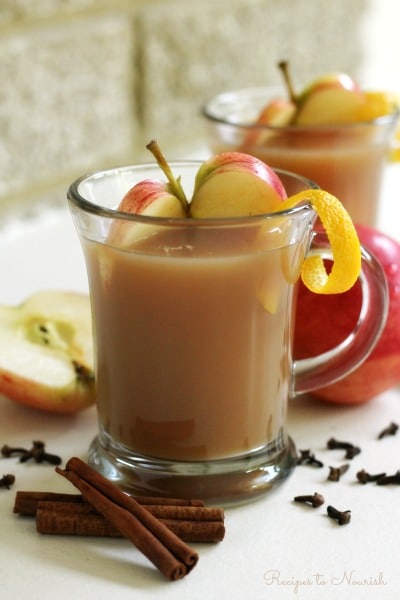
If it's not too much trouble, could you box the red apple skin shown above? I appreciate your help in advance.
[193,152,288,200]
[118,179,180,215]
[293,224,400,404]
[0,372,95,414]
[255,98,296,126]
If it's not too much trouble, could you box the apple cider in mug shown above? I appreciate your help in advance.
[83,225,303,461]
[68,153,388,501]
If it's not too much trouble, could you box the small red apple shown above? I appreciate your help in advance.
[293,224,400,404]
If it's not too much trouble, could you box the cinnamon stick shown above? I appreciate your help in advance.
[31,498,223,522]
[35,501,225,542]
[56,457,199,580]
[14,491,84,516]
[13,490,205,517]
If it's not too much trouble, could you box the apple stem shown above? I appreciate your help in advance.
[278,61,298,105]
[146,140,190,213]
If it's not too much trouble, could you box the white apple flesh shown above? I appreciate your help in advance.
[190,152,287,218]
[295,87,366,126]
[0,291,95,413]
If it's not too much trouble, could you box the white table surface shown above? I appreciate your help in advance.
[1,162,400,600]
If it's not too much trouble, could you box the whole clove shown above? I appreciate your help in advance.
[0,474,15,489]
[296,449,324,468]
[327,505,351,525]
[293,492,325,508]
[326,437,360,459]
[327,464,349,482]
[377,422,399,440]
[356,469,386,484]
[1,444,28,458]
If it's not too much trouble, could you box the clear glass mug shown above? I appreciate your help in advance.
[202,86,399,227]
[68,163,388,504]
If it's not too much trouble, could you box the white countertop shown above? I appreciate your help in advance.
[1,163,400,600]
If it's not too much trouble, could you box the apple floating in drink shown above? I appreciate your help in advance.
[255,98,296,127]
[190,151,287,217]
[109,141,189,246]
[118,180,187,219]
[294,70,365,125]
[0,291,95,413]
[252,61,398,129]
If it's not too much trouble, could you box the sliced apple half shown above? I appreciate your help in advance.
[0,291,95,414]
[295,88,366,126]
[108,179,187,248]
[190,152,287,218]
[243,99,297,147]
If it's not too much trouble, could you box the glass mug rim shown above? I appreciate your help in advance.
[67,162,318,225]
[202,85,400,131]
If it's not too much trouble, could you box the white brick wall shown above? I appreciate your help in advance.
[0,0,367,207]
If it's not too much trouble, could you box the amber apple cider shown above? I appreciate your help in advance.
[213,126,389,227]
[242,128,387,227]
[83,223,307,463]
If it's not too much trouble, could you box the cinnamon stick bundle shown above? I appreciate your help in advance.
[56,457,199,580]
[13,491,225,543]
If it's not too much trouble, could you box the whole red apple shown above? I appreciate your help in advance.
[293,224,400,404]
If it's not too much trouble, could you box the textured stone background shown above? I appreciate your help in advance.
[0,0,368,210]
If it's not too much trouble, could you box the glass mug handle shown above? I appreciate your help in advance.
[293,231,389,395]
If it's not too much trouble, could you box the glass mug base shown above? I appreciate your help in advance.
[87,430,297,505]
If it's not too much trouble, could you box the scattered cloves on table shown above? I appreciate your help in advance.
[327,464,349,482]
[377,422,399,440]
[326,437,361,459]
[296,449,324,468]
[327,505,351,525]
[293,492,325,508]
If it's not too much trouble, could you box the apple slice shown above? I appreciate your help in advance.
[256,98,296,126]
[108,140,189,247]
[295,87,366,126]
[0,291,95,413]
[243,98,296,147]
[109,179,187,247]
[297,72,360,103]
[190,152,287,218]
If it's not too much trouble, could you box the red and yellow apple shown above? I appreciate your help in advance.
[190,151,287,217]
[0,291,95,413]
[252,61,395,130]
[294,224,400,404]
